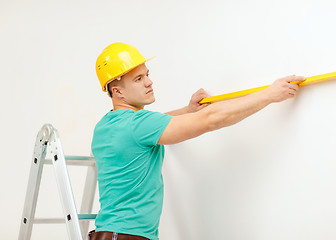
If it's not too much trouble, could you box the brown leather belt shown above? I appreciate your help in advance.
[88,230,149,240]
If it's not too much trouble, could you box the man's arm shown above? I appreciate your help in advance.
[165,106,190,116]
[165,89,210,116]
[158,75,305,145]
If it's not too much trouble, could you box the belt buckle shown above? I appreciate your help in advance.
[112,232,118,240]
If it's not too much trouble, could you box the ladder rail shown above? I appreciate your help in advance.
[79,163,98,237]
[49,127,84,239]
[19,124,98,240]
[19,127,49,240]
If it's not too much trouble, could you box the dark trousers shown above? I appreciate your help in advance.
[88,230,149,240]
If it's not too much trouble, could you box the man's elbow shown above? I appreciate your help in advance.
[158,112,212,145]
[206,110,237,131]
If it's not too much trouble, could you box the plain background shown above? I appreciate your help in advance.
[1,0,336,239]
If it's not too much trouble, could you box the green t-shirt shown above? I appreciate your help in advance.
[91,109,172,240]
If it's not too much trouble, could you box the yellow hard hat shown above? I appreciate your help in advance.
[96,42,153,92]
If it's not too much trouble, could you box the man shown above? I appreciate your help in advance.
[90,42,305,240]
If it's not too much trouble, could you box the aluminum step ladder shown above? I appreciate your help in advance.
[19,124,97,240]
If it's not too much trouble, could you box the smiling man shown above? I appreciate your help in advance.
[90,42,305,240]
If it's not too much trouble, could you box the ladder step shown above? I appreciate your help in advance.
[44,155,95,166]
[65,156,95,161]
[34,218,65,224]
[34,214,97,224]
[78,214,97,220]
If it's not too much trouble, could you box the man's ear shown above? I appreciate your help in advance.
[111,86,123,98]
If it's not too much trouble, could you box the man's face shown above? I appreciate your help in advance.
[118,63,155,108]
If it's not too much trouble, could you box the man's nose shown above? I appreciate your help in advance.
[144,76,153,87]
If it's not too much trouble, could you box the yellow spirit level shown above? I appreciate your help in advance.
[200,72,336,104]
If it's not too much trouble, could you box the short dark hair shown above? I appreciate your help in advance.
[107,77,124,97]
[107,83,113,97]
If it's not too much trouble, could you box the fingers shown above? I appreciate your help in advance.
[188,88,211,112]
[288,82,302,98]
[198,103,211,109]
[193,88,210,103]
[294,75,306,82]
[280,75,304,98]
[288,83,299,91]
[289,88,297,96]
[270,75,302,102]
[196,88,210,97]
[283,75,306,83]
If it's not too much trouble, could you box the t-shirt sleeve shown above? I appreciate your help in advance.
[131,110,173,147]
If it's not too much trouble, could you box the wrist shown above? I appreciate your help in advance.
[185,105,192,113]
[257,88,274,105]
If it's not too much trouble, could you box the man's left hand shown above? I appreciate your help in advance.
[187,88,211,113]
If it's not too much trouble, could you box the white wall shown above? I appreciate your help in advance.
[1,0,336,239]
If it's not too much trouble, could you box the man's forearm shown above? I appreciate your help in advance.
[165,106,190,116]
[203,90,273,131]
[199,76,302,132]
[165,90,270,119]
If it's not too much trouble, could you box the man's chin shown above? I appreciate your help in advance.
[145,98,155,105]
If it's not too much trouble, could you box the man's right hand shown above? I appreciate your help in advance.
[265,75,306,103]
